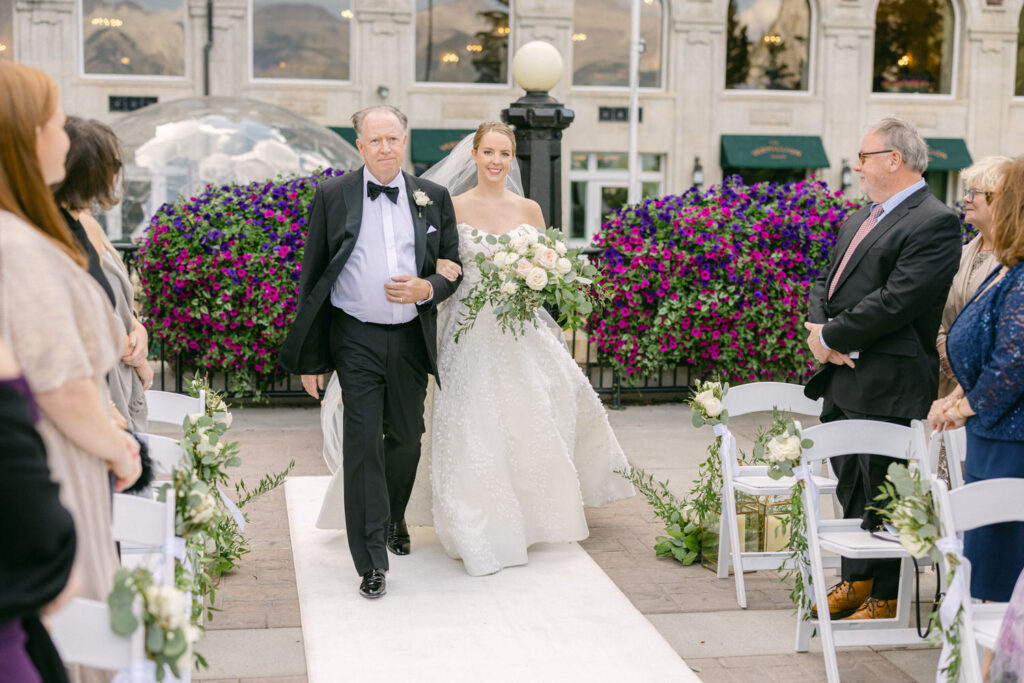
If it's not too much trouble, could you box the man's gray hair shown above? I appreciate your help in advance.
[871,117,929,174]
[351,105,408,139]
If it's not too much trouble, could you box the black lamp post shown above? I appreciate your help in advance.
[501,41,575,229]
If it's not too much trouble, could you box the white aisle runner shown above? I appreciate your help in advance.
[286,476,700,683]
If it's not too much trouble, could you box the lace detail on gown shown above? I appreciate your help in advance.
[429,223,634,576]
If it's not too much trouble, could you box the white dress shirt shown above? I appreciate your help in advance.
[331,170,419,325]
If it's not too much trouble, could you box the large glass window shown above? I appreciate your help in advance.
[873,0,954,94]
[253,1,351,81]
[572,0,663,88]
[0,1,12,62]
[1016,7,1024,96]
[81,0,185,77]
[415,0,510,84]
[726,0,810,91]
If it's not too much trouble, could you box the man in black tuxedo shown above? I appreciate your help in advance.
[279,106,461,599]
[803,117,960,620]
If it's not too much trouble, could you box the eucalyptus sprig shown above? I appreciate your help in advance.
[108,568,199,681]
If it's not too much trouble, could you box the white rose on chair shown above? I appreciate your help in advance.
[525,267,548,291]
[535,247,559,270]
[144,585,188,631]
[694,389,724,418]
[765,434,802,463]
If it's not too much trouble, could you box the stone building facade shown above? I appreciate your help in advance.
[5,0,1024,243]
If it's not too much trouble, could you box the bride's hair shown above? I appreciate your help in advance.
[473,122,516,155]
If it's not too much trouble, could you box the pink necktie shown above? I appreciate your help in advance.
[828,204,885,299]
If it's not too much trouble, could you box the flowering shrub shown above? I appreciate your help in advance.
[138,169,346,395]
[587,177,863,382]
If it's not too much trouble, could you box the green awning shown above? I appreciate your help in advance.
[411,129,475,164]
[328,126,357,147]
[924,138,972,171]
[721,135,830,169]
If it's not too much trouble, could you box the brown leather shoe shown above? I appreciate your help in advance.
[844,596,897,620]
[811,579,873,619]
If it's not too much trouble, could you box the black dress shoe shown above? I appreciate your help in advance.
[359,569,386,599]
[386,519,411,556]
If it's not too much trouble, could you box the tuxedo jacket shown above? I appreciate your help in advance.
[279,167,462,381]
[804,186,961,419]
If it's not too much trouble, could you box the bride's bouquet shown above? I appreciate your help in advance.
[454,227,602,342]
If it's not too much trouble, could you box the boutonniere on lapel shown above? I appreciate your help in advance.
[413,189,433,218]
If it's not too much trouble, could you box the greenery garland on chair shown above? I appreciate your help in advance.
[870,463,961,682]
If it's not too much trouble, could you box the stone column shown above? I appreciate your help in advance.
[666,0,726,190]
[818,1,875,194]
[190,0,246,98]
[14,0,76,97]
[354,0,413,112]
[961,3,1019,158]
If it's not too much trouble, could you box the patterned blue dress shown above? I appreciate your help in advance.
[947,262,1024,602]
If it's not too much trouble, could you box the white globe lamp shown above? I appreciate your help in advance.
[511,40,563,93]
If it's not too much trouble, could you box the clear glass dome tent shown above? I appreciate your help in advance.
[102,96,362,240]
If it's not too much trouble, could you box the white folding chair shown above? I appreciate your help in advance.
[136,432,186,475]
[793,419,931,683]
[112,492,177,586]
[715,382,835,608]
[931,477,1024,682]
[49,597,146,673]
[943,427,967,489]
[145,389,205,427]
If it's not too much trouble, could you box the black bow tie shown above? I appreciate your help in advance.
[367,181,399,204]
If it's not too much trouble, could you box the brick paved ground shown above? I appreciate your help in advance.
[181,404,940,682]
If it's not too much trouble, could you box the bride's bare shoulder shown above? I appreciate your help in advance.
[515,195,546,229]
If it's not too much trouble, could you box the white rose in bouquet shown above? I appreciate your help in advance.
[695,389,724,418]
[510,234,528,254]
[500,280,519,296]
[525,230,539,245]
[766,434,802,463]
[555,257,573,276]
[525,267,548,291]
[515,257,533,278]
[535,247,558,270]
[554,240,567,256]
[493,252,509,268]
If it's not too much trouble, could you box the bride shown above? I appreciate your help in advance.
[318,122,634,576]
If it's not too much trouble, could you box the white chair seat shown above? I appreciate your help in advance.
[817,520,912,560]
[50,598,144,671]
[972,603,1009,649]
[733,472,837,497]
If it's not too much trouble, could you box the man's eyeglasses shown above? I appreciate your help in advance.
[965,188,994,203]
[857,150,894,164]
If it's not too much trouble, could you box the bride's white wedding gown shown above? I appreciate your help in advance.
[316,222,634,576]
[429,223,634,575]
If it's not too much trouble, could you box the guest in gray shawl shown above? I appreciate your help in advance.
[53,117,152,432]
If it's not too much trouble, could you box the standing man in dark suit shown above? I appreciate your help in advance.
[279,105,462,599]
[803,117,961,620]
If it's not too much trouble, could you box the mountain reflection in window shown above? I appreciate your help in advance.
[416,0,510,84]
[82,0,186,76]
[253,0,351,81]
[726,0,810,91]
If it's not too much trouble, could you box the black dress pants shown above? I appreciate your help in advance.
[330,309,430,576]
[820,403,908,600]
